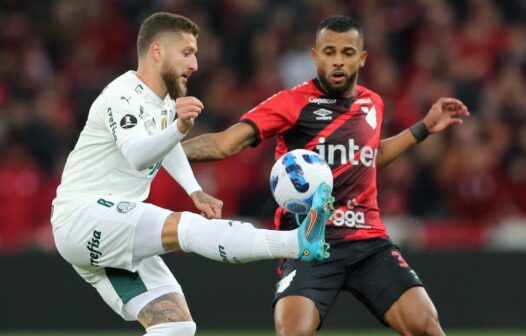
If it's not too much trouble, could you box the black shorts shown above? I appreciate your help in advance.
[273,237,423,327]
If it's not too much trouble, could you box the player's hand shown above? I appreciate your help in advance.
[190,190,223,219]
[175,96,204,134]
[423,97,470,134]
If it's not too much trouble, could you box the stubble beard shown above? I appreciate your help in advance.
[161,62,186,99]
[317,70,357,98]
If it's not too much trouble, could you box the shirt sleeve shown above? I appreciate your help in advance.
[161,143,202,195]
[240,90,302,145]
[120,122,187,171]
[103,92,149,149]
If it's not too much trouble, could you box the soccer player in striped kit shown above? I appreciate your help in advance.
[183,15,469,336]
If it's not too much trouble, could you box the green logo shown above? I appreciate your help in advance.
[219,245,229,263]
[107,108,118,141]
[87,230,103,266]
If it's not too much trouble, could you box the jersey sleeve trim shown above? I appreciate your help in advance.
[240,118,261,147]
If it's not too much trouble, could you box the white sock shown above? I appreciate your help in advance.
[177,212,299,263]
[143,321,196,336]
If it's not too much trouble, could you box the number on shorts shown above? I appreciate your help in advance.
[391,250,409,268]
[97,198,114,208]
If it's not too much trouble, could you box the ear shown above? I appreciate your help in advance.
[149,40,162,63]
[360,50,368,68]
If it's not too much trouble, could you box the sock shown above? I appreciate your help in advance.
[177,212,299,263]
[143,321,196,336]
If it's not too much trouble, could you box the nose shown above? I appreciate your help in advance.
[333,54,344,68]
[189,55,198,72]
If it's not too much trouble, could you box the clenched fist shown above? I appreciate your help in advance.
[175,96,204,134]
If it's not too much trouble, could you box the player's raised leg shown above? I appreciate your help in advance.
[383,286,444,336]
[159,184,334,263]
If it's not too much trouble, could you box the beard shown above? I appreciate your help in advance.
[317,69,356,98]
[161,62,186,98]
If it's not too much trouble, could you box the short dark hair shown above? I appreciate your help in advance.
[317,15,364,42]
[137,12,199,56]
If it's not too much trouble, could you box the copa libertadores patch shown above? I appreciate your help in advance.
[120,114,138,129]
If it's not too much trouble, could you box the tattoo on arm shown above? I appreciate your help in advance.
[137,292,192,328]
[183,134,225,162]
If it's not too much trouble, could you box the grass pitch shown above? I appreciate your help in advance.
[1,331,526,336]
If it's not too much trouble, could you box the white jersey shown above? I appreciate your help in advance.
[52,71,176,229]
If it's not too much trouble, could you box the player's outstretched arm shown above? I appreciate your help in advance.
[376,97,469,169]
[183,122,257,162]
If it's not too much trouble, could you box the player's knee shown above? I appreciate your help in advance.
[404,313,443,336]
[144,321,196,336]
[275,320,315,336]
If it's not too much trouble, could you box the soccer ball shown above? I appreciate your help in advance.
[270,149,333,214]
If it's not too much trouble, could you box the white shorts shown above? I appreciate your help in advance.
[53,194,183,321]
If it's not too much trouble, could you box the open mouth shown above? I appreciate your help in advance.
[329,71,346,83]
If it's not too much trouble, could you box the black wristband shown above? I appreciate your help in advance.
[409,121,430,143]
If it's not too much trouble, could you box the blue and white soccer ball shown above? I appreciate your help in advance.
[270,149,333,214]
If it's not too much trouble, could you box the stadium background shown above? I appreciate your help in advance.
[0,0,525,334]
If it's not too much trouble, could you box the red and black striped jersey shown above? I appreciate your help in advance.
[240,79,388,241]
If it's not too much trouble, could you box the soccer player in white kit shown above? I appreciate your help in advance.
[51,12,333,336]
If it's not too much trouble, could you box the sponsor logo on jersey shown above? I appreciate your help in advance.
[315,137,378,166]
[277,269,297,293]
[120,114,138,129]
[309,97,337,104]
[87,230,103,266]
[362,105,377,129]
[107,108,118,141]
[313,108,333,121]
[116,201,136,214]
[330,198,371,229]
[355,97,372,105]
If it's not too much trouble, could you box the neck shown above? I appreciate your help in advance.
[136,63,167,99]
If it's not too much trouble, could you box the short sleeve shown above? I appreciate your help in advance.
[103,92,149,149]
[240,90,302,144]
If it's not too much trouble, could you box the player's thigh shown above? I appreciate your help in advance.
[74,255,184,321]
[274,296,320,336]
[384,286,443,335]
[344,243,423,325]
[54,195,171,271]
[273,255,345,333]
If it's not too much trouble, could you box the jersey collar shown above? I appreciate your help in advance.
[127,71,167,105]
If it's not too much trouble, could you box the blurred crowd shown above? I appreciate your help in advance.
[0,0,524,253]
